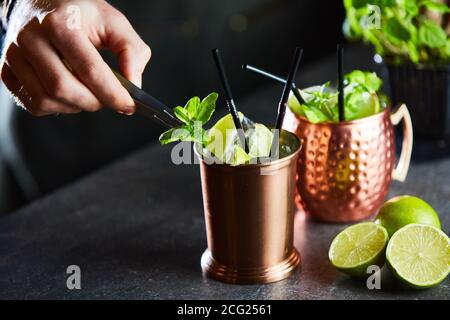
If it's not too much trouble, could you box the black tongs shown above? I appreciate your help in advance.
[112,70,181,128]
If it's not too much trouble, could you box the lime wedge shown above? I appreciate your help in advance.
[329,222,389,277]
[206,113,243,163]
[206,113,272,165]
[232,144,251,165]
[345,90,380,121]
[386,224,450,289]
[288,90,304,116]
[248,123,273,158]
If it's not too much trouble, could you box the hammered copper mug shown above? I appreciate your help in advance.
[283,102,413,223]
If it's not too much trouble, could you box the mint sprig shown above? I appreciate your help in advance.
[159,92,218,146]
[292,70,387,123]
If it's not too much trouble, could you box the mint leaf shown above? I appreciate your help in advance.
[302,105,329,123]
[159,92,218,146]
[197,92,218,124]
[345,70,366,85]
[173,106,192,125]
[185,96,201,120]
[159,124,207,145]
[345,70,382,92]
[159,127,191,145]
[364,72,382,92]
[292,71,384,123]
[418,20,447,48]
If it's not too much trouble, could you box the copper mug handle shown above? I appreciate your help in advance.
[390,104,413,182]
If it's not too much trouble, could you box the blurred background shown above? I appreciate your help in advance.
[1,0,448,215]
[0,0,345,214]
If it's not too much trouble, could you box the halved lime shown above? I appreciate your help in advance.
[386,224,450,289]
[329,222,389,277]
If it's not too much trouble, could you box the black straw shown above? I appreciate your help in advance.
[211,48,247,151]
[270,47,303,157]
[274,47,303,131]
[242,64,305,104]
[337,44,345,122]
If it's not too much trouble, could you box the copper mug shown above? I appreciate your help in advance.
[194,130,301,284]
[283,102,413,223]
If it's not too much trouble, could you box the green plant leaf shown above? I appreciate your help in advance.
[343,0,450,63]
[343,17,361,40]
[420,1,450,13]
[418,20,447,48]
[381,0,396,6]
[444,39,450,57]
[404,0,419,16]
[350,0,372,9]
[383,17,411,43]
[407,41,420,63]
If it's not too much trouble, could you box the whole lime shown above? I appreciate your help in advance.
[375,195,441,237]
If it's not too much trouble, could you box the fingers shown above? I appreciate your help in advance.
[104,9,152,88]
[1,64,38,113]
[4,44,81,116]
[42,13,136,114]
[16,19,103,113]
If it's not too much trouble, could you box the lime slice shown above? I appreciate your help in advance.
[232,144,251,165]
[375,195,441,237]
[386,224,450,289]
[248,123,273,158]
[329,222,389,277]
[206,113,243,163]
[345,90,380,121]
[288,90,304,116]
[206,114,272,165]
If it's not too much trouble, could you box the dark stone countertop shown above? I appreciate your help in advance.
[0,141,449,299]
[1,46,449,299]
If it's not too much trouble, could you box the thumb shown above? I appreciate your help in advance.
[103,12,151,88]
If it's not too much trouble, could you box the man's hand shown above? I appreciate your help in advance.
[0,0,151,116]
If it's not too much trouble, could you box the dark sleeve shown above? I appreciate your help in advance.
[1,0,15,51]
[1,0,16,35]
